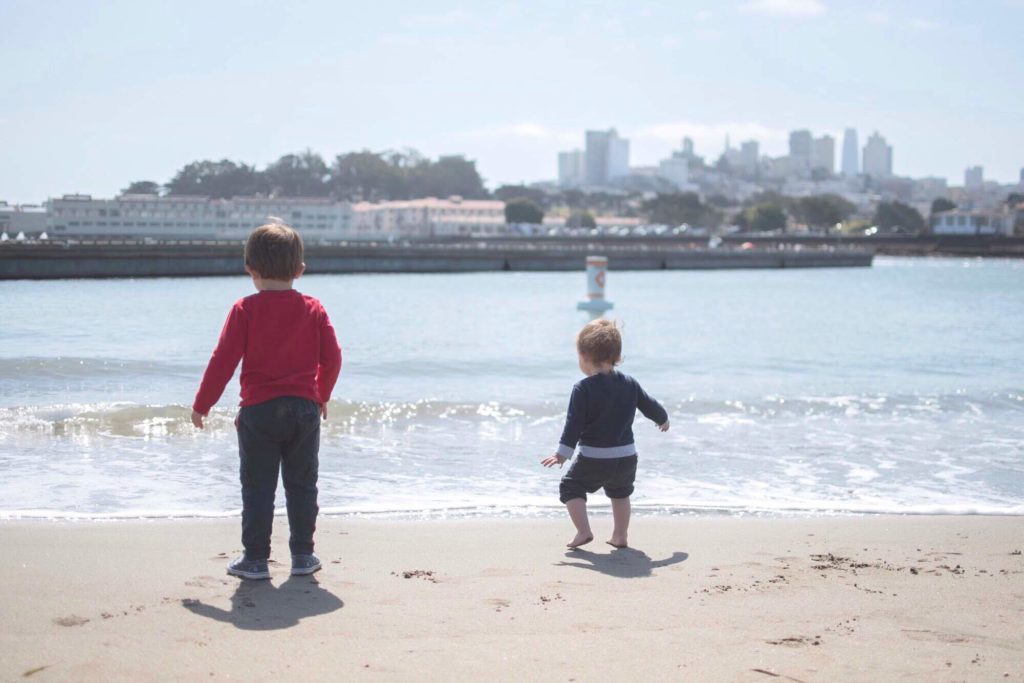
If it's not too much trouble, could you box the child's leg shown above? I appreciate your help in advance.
[608,496,631,548]
[559,458,596,548]
[605,455,637,548]
[280,398,322,557]
[564,497,594,548]
[237,405,284,560]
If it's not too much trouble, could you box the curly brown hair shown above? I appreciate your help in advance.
[244,223,304,280]
[576,319,622,367]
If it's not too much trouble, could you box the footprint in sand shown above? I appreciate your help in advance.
[767,635,821,647]
[53,615,89,627]
[486,598,511,611]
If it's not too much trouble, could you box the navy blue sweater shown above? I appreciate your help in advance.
[557,371,668,459]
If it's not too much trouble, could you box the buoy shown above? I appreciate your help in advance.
[576,255,614,318]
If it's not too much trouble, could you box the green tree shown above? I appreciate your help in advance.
[738,204,787,232]
[121,180,162,195]
[265,150,330,197]
[641,193,721,228]
[166,160,267,198]
[504,198,544,224]
[408,155,487,199]
[331,151,407,201]
[874,201,925,234]
[791,194,856,230]
[495,184,546,206]
[566,211,597,229]
[930,197,956,215]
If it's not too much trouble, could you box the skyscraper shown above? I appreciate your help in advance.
[584,129,630,186]
[811,135,835,174]
[789,130,813,171]
[964,166,984,189]
[739,140,759,175]
[862,132,893,178]
[558,150,585,188]
[841,128,859,177]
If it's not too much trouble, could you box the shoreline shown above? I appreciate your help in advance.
[3,515,1021,681]
[4,502,1024,522]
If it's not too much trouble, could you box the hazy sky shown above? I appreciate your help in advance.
[2,0,1022,203]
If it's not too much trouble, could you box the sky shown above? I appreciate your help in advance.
[1,0,1022,204]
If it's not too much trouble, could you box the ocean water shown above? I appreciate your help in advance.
[1,256,1022,519]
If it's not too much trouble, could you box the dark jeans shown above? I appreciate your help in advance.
[237,396,321,560]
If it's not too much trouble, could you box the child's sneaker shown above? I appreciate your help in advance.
[291,553,322,576]
[227,556,270,580]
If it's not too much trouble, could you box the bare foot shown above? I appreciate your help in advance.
[606,536,628,549]
[567,533,594,549]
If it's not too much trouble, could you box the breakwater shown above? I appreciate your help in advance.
[0,240,872,279]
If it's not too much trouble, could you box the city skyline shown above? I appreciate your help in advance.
[2,1,1023,204]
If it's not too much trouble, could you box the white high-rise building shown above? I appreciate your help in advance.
[558,150,585,188]
[738,140,760,175]
[584,128,630,186]
[789,130,813,172]
[964,166,984,189]
[608,134,630,181]
[862,132,893,178]
[657,155,689,189]
[811,135,835,174]
[841,128,859,177]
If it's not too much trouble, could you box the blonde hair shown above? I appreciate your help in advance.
[576,319,622,366]
[244,223,303,280]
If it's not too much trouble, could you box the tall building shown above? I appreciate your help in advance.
[738,140,760,175]
[558,150,585,188]
[658,156,689,189]
[789,130,813,172]
[1019,167,1024,185]
[584,128,630,186]
[811,135,835,174]
[964,166,984,189]
[841,128,859,177]
[683,137,695,156]
[862,131,893,178]
[608,134,630,181]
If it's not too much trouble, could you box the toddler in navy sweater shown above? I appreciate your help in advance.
[542,319,669,549]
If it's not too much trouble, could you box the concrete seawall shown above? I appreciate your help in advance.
[0,241,873,280]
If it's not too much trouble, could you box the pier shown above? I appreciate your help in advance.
[0,239,873,279]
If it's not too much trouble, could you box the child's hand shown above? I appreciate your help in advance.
[541,454,566,468]
[319,403,328,420]
[659,420,670,432]
[191,410,205,430]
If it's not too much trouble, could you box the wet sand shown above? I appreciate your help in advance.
[1,516,1022,681]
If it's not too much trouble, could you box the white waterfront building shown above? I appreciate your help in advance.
[932,208,1014,236]
[350,197,507,238]
[45,195,354,241]
[0,201,48,236]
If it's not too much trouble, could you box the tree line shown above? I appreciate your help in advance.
[123,149,489,202]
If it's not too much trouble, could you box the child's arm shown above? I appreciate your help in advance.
[637,382,670,432]
[191,303,247,429]
[314,307,342,419]
[542,384,585,468]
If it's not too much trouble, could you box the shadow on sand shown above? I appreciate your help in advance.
[557,547,689,578]
[182,575,343,631]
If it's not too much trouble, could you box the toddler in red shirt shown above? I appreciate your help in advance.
[191,224,342,580]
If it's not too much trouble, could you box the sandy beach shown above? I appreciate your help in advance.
[1,515,1022,681]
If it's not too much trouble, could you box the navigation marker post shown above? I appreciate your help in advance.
[576,255,614,319]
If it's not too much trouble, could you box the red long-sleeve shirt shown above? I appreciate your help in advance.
[192,289,342,415]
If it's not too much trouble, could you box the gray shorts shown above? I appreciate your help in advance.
[559,454,638,503]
